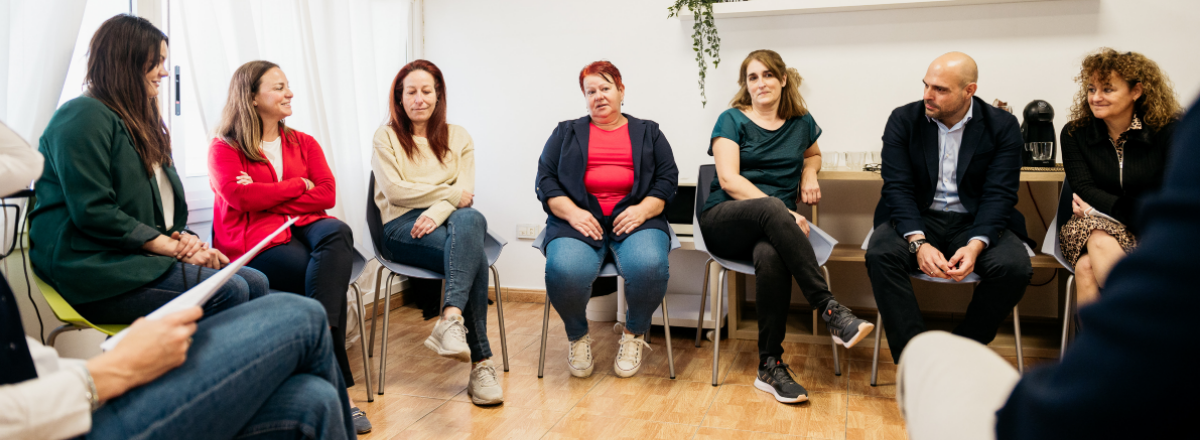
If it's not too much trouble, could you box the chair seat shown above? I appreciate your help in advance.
[711,255,755,275]
[910,272,982,284]
[32,270,127,337]
[599,262,618,278]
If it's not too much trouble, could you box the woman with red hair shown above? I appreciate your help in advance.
[371,60,502,405]
[535,61,678,379]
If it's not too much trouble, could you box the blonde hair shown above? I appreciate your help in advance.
[214,60,290,162]
[729,50,808,120]
[1068,48,1182,132]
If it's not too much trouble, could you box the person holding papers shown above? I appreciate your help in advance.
[208,60,370,432]
[29,15,268,326]
[1059,48,1181,306]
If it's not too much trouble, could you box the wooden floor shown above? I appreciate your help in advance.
[346,301,1057,439]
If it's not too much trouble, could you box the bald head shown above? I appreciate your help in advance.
[922,52,978,125]
[929,52,978,88]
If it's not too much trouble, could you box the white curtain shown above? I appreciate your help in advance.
[0,0,87,143]
[176,0,410,266]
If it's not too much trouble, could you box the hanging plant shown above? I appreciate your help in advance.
[668,0,722,107]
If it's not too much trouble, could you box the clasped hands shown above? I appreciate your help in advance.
[1071,194,1095,218]
[912,235,984,282]
[410,190,474,239]
[145,232,228,269]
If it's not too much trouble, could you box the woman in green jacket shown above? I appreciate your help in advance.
[29,15,268,324]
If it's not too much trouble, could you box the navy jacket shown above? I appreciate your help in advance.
[535,114,678,248]
[873,97,1032,246]
[995,99,1200,439]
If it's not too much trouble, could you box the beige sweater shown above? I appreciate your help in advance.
[371,124,476,227]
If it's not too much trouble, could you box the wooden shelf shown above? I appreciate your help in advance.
[679,0,1061,19]
[816,167,1064,182]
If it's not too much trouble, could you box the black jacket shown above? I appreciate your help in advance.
[873,97,1032,247]
[995,98,1200,440]
[535,114,678,248]
[1060,117,1176,232]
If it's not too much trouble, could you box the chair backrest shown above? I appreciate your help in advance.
[692,164,717,252]
[365,174,395,262]
[1041,179,1075,273]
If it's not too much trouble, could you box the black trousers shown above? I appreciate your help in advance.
[699,197,834,362]
[247,218,356,386]
[865,211,1032,363]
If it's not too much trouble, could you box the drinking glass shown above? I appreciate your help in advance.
[822,151,841,169]
[1029,142,1054,161]
[846,152,866,170]
[870,151,883,165]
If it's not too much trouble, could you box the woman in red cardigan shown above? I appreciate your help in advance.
[207,61,370,434]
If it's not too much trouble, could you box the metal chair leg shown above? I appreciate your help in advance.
[491,266,509,372]
[710,269,727,387]
[1013,305,1024,374]
[47,324,79,347]
[352,283,373,402]
[538,299,551,378]
[822,265,840,376]
[378,272,394,395]
[1061,274,1075,357]
[662,299,676,380]
[871,311,882,387]
[368,265,387,359]
[696,259,713,348]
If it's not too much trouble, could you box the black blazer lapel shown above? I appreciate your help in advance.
[572,117,591,167]
[627,114,645,188]
[922,119,940,190]
[957,102,986,185]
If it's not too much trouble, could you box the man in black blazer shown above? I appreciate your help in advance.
[866,52,1033,362]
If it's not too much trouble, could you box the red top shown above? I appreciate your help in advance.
[585,123,635,216]
[208,130,336,261]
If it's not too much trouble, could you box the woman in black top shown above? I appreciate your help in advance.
[1060,48,1181,305]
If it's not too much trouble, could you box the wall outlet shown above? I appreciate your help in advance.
[516,223,541,240]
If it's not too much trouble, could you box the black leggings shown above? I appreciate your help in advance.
[247,218,356,386]
[699,197,834,362]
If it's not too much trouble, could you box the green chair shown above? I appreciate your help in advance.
[30,267,127,346]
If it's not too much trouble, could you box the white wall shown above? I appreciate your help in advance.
[426,0,1200,316]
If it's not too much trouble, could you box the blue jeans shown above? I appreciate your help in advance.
[75,263,270,324]
[87,294,355,440]
[545,228,669,340]
[383,208,492,363]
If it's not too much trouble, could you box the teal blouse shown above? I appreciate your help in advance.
[703,108,822,212]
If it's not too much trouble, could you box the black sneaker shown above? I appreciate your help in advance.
[350,407,372,434]
[754,357,809,403]
[823,300,874,349]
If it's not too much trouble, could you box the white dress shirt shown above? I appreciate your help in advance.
[905,100,990,247]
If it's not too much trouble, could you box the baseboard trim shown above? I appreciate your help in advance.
[491,287,546,304]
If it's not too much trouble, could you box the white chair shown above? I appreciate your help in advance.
[1041,180,1077,356]
[364,174,509,396]
[860,228,1025,386]
[531,227,679,380]
[691,164,842,387]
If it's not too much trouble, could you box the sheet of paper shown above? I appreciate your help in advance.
[100,217,298,351]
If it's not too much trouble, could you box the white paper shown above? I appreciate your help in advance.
[100,217,298,351]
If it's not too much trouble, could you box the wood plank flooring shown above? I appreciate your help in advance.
[345,301,1056,439]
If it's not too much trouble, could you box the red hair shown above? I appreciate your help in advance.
[388,59,449,164]
[578,61,624,93]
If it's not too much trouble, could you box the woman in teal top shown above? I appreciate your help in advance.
[698,50,872,405]
[29,15,267,324]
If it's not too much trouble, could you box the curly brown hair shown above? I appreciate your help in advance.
[1068,48,1181,132]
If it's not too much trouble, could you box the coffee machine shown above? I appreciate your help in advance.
[1021,100,1057,168]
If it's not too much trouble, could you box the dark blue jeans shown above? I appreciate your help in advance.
[87,294,355,440]
[247,218,355,386]
[74,263,269,325]
[383,208,492,363]
[545,228,670,340]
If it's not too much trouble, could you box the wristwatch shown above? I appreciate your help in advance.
[908,239,928,254]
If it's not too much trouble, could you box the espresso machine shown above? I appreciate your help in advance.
[1021,100,1057,168]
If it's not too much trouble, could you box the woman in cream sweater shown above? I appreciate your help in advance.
[371,60,501,406]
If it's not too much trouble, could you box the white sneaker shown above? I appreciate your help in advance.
[567,334,594,378]
[468,359,504,405]
[424,314,471,362]
[613,333,651,378]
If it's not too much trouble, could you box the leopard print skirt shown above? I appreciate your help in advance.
[1059,215,1137,267]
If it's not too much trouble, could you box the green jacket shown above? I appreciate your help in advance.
[30,96,188,305]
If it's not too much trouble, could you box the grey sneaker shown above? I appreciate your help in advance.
[754,357,809,403]
[613,333,651,378]
[468,359,504,405]
[350,407,372,434]
[567,334,594,378]
[425,314,471,362]
[822,300,874,349]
